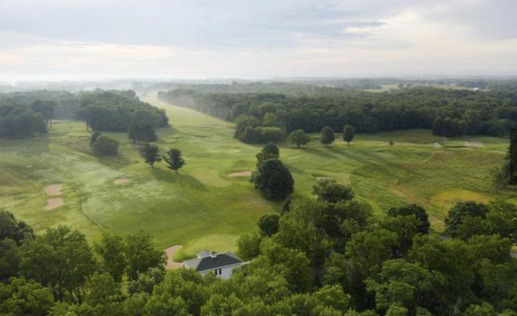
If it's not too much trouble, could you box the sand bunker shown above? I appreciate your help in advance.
[114,178,131,185]
[44,198,63,211]
[433,142,442,148]
[165,245,183,270]
[44,184,62,196]
[228,171,252,178]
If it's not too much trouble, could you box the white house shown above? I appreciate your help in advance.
[182,251,244,279]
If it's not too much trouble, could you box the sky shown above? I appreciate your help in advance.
[0,0,516,81]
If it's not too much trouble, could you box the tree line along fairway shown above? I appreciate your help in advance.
[0,96,513,259]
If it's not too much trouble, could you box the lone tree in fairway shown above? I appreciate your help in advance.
[140,144,161,168]
[252,159,294,201]
[342,125,355,146]
[163,148,185,174]
[289,129,311,148]
[320,126,335,147]
[92,135,119,156]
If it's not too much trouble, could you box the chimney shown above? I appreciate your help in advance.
[209,252,217,258]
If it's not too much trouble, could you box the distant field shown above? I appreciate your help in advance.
[0,97,513,259]
[364,83,478,92]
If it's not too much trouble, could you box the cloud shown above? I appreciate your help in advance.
[0,0,516,79]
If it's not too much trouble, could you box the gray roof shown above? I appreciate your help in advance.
[183,252,242,272]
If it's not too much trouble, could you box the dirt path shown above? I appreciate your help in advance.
[165,245,183,270]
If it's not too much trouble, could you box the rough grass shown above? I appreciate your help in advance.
[0,97,513,259]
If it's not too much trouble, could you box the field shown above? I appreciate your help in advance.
[0,96,513,259]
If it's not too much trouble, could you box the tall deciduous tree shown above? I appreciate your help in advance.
[320,126,335,147]
[256,143,279,167]
[30,100,56,127]
[0,210,34,243]
[253,159,294,201]
[95,233,127,282]
[445,201,489,239]
[342,125,355,146]
[124,232,166,280]
[128,122,157,144]
[289,129,311,148]
[388,204,430,234]
[0,277,54,316]
[140,144,161,168]
[163,148,185,174]
[19,226,96,303]
[257,213,281,237]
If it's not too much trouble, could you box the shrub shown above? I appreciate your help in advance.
[92,135,119,156]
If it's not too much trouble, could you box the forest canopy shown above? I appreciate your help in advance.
[159,84,517,143]
[0,89,168,138]
[1,194,516,316]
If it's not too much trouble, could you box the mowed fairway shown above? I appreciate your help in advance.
[0,96,514,259]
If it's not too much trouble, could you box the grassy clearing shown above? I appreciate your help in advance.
[0,97,513,259]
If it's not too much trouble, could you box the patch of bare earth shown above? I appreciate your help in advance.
[44,198,63,211]
[165,245,183,270]
[44,184,62,196]
[114,178,131,185]
[228,171,252,178]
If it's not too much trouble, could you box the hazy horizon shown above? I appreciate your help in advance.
[1,0,516,81]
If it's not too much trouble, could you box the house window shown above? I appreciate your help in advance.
[219,268,222,275]
[214,269,218,275]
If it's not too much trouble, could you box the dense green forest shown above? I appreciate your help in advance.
[0,104,47,138]
[76,90,168,132]
[0,90,168,138]
[1,189,516,315]
[158,84,517,143]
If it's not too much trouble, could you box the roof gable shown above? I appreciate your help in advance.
[184,252,242,271]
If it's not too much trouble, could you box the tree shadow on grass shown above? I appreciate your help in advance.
[285,164,307,176]
[156,125,180,141]
[151,168,208,192]
[303,147,339,160]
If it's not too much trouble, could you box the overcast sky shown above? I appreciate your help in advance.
[0,0,516,81]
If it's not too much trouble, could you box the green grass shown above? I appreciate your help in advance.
[0,97,513,259]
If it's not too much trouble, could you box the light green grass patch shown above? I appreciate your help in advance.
[173,234,239,261]
[0,97,514,255]
[189,170,231,187]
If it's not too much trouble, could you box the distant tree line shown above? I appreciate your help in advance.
[0,90,79,121]
[0,104,47,138]
[0,89,169,140]
[158,86,517,143]
[76,90,168,132]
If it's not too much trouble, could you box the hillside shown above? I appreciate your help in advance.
[0,96,513,259]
